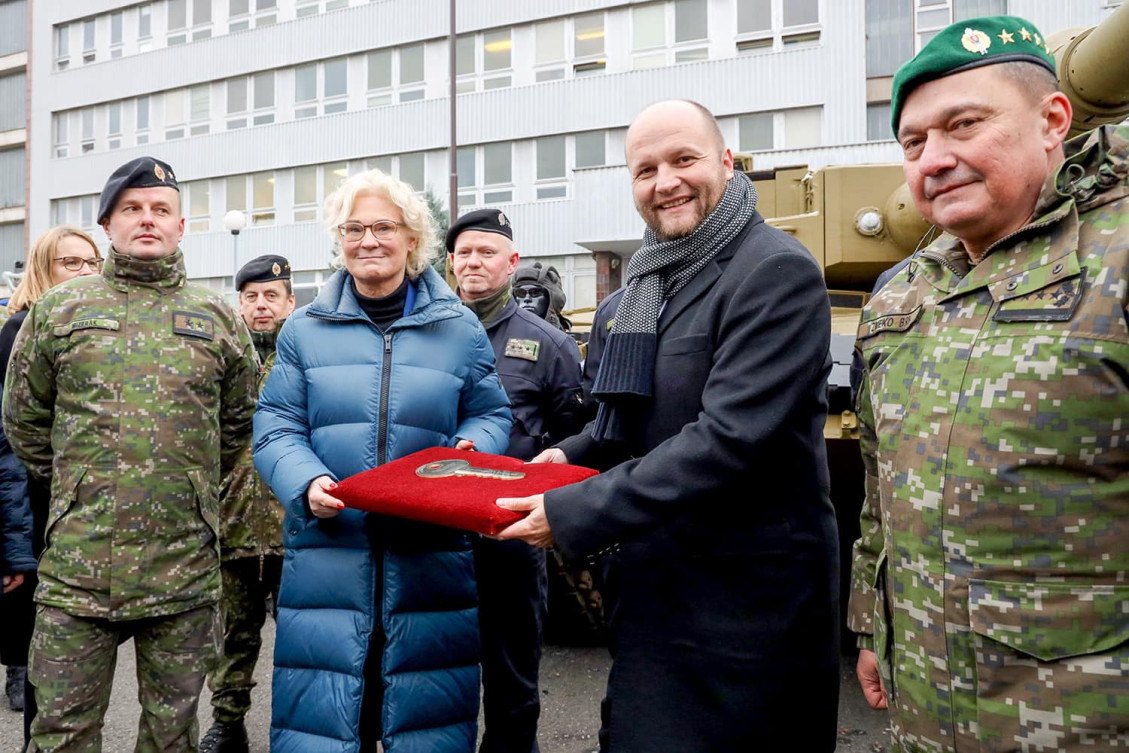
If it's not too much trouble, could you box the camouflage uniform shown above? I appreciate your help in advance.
[848,125,1129,752]
[208,326,284,724]
[3,249,258,752]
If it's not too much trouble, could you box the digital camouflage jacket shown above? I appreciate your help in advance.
[2,249,258,621]
[848,125,1129,752]
[218,326,283,561]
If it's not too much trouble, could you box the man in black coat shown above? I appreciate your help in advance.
[496,99,840,751]
[447,209,585,753]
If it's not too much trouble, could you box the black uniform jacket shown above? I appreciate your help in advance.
[548,211,841,752]
[486,300,584,461]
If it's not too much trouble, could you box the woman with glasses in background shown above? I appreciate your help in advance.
[253,169,511,752]
[0,225,102,746]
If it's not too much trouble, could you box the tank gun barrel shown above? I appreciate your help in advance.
[1047,1,1129,136]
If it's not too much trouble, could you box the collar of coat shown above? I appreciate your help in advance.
[103,248,187,292]
[306,265,464,330]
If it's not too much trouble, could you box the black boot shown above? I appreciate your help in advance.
[5,666,25,712]
[199,719,249,753]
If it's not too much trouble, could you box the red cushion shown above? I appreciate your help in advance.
[328,447,598,535]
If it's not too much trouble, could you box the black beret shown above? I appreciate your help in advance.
[97,156,180,224]
[445,209,513,253]
[236,254,292,291]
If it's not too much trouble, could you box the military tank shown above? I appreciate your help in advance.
[735,2,1129,637]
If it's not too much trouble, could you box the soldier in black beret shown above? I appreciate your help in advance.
[447,209,585,753]
[202,253,293,753]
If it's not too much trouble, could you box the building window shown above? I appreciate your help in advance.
[575,131,607,168]
[189,85,210,135]
[138,5,152,50]
[399,153,425,192]
[82,18,96,63]
[252,71,275,125]
[455,29,513,92]
[738,107,822,151]
[866,103,893,141]
[294,64,317,118]
[81,108,94,153]
[632,4,666,70]
[399,43,425,102]
[110,12,124,58]
[136,96,151,145]
[573,12,606,76]
[55,24,70,69]
[226,77,247,129]
[229,0,250,31]
[483,143,513,204]
[108,102,123,149]
[192,0,213,40]
[456,146,476,207]
[254,0,277,28]
[536,136,567,200]
[674,0,709,61]
[165,88,186,140]
[736,0,820,53]
[367,49,393,106]
[226,175,246,214]
[293,165,317,221]
[251,172,275,225]
[296,0,349,17]
[865,0,913,78]
[54,114,69,158]
[186,180,210,232]
[80,196,96,231]
[534,19,565,81]
[323,58,348,114]
[168,0,188,45]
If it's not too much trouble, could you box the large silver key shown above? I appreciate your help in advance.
[415,458,525,480]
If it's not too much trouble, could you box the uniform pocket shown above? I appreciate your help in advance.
[968,579,1129,752]
[44,467,85,546]
[187,467,220,554]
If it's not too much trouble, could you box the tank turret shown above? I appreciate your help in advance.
[1047,1,1129,137]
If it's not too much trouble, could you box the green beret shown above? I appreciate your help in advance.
[890,15,1056,135]
[236,254,291,291]
[98,156,179,224]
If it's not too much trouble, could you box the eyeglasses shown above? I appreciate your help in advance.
[54,257,104,272]
[336,221,405,242]
[513,285,546,298]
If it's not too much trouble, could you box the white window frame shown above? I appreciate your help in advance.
[107,101,123,150]
[55,24,70,69]
[737,107,823,151]
[189,84,211,135]
[110,12,124,58]
[250,171,276,226]
[80,108,95,153]
[53,113,69,158]
[82,18,96,63]
[165,88,187,140]
[535,135,568,200]
[455,28,514,93]
[366,48,393,107]
[136,96,151,145]
[459,143,514,206]
[735,0,821,54]
[185,180,211,233]
[252,71,275,125]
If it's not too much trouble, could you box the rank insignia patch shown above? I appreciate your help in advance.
[173,311,215,340]
[504,338,540,362]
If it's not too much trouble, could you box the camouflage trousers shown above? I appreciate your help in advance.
[207,555,281,723]
[27,603,219,753]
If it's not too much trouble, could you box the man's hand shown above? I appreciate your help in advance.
[307,475,343,518]
[529,448,568,464]
[2,572,25,594]
[494,494,553,548]
[857,649,888,710]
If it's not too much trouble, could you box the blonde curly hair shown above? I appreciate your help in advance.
[323,169,438,279]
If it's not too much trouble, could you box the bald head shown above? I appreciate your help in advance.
[626,100,726,158]
[625,100,734,240]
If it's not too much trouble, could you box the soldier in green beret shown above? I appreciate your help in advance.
[200,255,294,753]
[2,156,259,752]
[848,15,1129,752]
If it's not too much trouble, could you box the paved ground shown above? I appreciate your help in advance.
[0,622,889,752]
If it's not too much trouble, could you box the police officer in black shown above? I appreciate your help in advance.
[447,209,584,753]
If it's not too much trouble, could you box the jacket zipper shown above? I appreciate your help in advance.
[377,332,393,466]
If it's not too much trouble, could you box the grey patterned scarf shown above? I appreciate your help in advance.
[591,171,758,441]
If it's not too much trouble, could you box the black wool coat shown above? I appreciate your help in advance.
[549,211,841,752]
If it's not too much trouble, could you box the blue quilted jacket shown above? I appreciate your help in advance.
[253,266,511,753]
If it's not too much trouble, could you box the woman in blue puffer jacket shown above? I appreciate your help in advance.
[253,169,512,753]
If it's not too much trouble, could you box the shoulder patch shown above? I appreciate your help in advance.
[173,311,215,340]
[52,318,121,337]
[504,338,540,362]
[857,306,922,340]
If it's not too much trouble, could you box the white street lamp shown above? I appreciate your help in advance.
[223,210,247,303]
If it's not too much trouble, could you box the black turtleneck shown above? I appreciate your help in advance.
[354,276,410,332]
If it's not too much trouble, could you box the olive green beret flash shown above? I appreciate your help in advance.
[97,156,179,224]
[890,15,1056,135]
